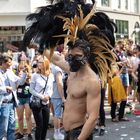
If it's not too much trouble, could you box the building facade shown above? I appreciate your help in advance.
[0,0,140,53]
[92,0,140,44]
[0,0,46,52]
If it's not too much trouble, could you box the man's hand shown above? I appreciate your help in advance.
[44,49,70,73]
[6,86,13,93]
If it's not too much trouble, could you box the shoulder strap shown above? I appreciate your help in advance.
[40,75,49,94]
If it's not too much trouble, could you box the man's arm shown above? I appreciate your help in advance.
[78,77,101,140]
[12,70,27,86]
[44,49,70,73]
[0,85,12,94]
[56,71,66,102]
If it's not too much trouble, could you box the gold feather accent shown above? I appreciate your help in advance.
[78,4,96,30]
[53,5,96,46]
[83,24,117,86]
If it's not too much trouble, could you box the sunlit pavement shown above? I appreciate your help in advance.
[93,114,140,140]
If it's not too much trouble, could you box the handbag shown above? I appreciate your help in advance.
[29,95,42,108]
[29,76,49,109]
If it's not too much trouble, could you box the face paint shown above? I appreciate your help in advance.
[66,54,88,72]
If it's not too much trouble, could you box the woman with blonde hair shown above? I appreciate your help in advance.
[29,56,54,140]
[15,61,33,139]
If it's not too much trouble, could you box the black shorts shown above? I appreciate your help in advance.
[64,125,93,140]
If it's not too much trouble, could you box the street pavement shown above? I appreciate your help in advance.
[93,113,140,140]
[46,105,140,140]
[17,100,140,140]
[44,114,140,140]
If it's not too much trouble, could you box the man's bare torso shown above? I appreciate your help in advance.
[63,68,98,131]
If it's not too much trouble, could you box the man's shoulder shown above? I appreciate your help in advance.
[51,64,62,74]
[85,71,99,80]
[6,69,15,75]
[86,75,99,84]
[85,73,100,90]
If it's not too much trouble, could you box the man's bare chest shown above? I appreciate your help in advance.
[67,77,86,99]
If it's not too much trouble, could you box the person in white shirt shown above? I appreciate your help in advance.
[29,56,54,140]
[0,53,27,140]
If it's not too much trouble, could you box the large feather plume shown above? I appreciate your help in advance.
[84,25,117,86]
[22,0,95,52]
[22,0,117,86]
[55,5,117,86]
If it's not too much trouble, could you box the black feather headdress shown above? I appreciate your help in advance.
[23,0,117,86]
[22,0,95,52]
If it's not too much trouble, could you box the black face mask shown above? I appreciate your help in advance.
[66,54,88,72]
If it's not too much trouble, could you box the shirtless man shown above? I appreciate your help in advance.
[44,39,101,140]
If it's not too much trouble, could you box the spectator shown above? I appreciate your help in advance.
[0,53,27,140]
[15,61,33,140]
[29,56,54,140]
[51,64,65,140]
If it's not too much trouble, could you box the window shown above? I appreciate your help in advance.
[0,26,25,35]
[101,0,110,7]
[125,0,128,10]
[0,26,26,52]
[134,0,139,13]
[118,0,121,8]
[115,20,128,40]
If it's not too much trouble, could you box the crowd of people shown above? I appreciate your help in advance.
[0,50,66,140]
[1,1,140,140]
[0,38,140,140]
